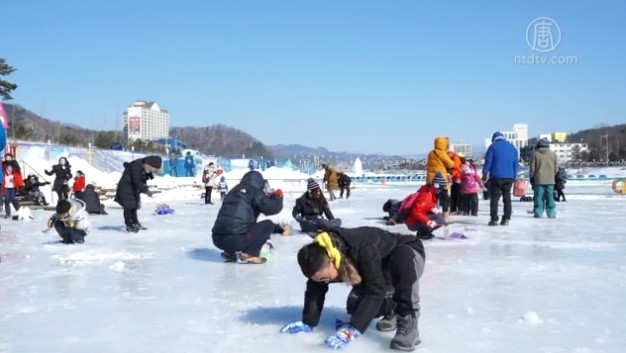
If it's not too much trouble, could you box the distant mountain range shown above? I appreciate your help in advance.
[4,103,624,165]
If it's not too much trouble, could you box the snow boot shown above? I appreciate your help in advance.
[126,225,139,233]
[376,313,396,332]
[390,314,420,352]
[135,223,148,230]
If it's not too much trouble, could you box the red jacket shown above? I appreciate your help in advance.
[406,185,438,227]
[2,169,25,196]
[73,175,85,193]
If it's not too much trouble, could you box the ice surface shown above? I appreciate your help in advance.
[1,179,626,353]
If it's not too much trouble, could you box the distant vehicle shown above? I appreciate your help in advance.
[110,142,126,151]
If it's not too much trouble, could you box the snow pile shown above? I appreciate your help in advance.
[518,311,544,325]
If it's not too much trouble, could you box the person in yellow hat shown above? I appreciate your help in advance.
[280,227,426,351]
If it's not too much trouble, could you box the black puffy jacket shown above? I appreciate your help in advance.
[114,158,154,209]
[292,192,334,221]
[212,171,283,236]
[301,227,425,334]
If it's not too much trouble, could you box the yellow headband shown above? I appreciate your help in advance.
[315,232,342,269]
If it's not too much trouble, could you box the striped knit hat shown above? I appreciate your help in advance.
[307,178,320,191]
[432,172,447,188]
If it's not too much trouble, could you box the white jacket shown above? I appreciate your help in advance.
[202,166,218,187]
[58,198,91,233]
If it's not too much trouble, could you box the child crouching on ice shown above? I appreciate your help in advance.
[47,199,90,244]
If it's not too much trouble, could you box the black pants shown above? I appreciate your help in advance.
[339,182,351,199]
[212,219,276,256]
[450,182,462,213]
[123,209,139,227]
[57,185,69,201]
[437,188,450,213]
[55,221,86,244]
[555,188,566,202]
[488,178,514,221]
[407,213,444,236]
[462,193,479,215]
[299,218,342,235]
[347,244,425,318]
[205,186,213,204]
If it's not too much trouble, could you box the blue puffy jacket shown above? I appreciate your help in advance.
[483,132,519,179]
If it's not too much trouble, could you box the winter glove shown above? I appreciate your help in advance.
[385,218,397,226]
[427,220,439,229]
[44,181,51,185]
[280,321,313,334]
[482,174,488,183]
[274,189,284,198]
[324,324,360,350]
[430,207,441,214]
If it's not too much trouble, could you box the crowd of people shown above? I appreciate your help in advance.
[0,125,571,352]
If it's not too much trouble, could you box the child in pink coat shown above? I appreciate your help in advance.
[460,160,485,216]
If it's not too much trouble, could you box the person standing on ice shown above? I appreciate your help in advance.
[280,228,426,352]
[45,157,72,202]
[202,162,218,204]
[482,131,518,226]
[211,170,285,264]
[337,172,351,199]
[425,137,455,222]
[529,138,558,218]
[184,151,195,177]
[321,163,339,201]
[114,155,162,233]
[292,178,342,236]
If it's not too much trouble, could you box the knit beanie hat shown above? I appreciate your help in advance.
[144,155,162,169]
[307,178,320,191]
[432,172,447,188]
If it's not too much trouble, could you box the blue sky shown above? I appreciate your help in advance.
[3,0,625,155]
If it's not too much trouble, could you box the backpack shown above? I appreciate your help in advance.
[513,179,527,197]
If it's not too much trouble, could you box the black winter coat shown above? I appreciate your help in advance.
[292,192,334,221]
[212,171,283,236]
[114,158,154,210]
[301,227,425,334]
[79,190,103,214]
[337,173,351,188]
[44,164,72,192]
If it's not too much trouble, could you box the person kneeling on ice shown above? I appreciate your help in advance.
[405,173,447,240]
[211,170,285,264]
[292,178,342,236]
[77,184,108,215]
[47,199,90,244]
[280,228,426,351]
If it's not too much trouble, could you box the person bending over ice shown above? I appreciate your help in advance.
[405,173,447,240]
[47,199,90,244]
[212,170,285,264]
[280,227,426,352]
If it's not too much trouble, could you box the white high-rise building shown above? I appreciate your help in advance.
[123,100,169,142]
[484,123,528,157]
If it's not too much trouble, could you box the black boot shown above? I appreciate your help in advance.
[135,223,148,230]
[376,313,397,332]
[126,225,140,233]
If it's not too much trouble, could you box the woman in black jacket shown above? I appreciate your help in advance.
[114,156,161,232]
[292,178,341,236]
[280,227,425,351]
[44,157,72,201]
